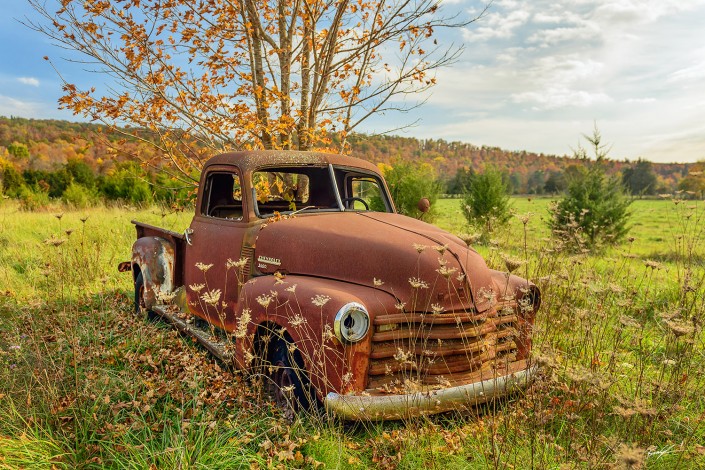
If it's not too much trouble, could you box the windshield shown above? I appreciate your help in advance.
[252,165,392,217]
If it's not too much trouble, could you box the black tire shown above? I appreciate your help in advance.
[134,271,159,322]
[269,337,319,418]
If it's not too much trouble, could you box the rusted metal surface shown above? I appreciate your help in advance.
[127,150,541,419]
[131,236,176,309]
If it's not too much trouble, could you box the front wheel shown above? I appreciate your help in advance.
[269,337,319,419]
[134,271,159,322]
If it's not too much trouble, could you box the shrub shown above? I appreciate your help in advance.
[153,171,195,207]
[98,162,153,205]
[22,169,71,198]
[461,165,511,232]
[1,162,26,198]
[65,158,95,189]
[549,127,631,249]
[622,158,658,196]
[377,161,442,220]
[18,187,51,211]
[62,182,96,208]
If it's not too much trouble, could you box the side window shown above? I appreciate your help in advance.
[202,172,243,220]
[346,176,387,211]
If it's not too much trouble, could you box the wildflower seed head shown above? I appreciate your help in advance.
[394,301,406,311]
[408,277,429,289]
[233,309,251,338]
[665,319,694,337]
[54,213,63,220]
[189,283,205,293]
[244,351,255,365]
[322,324,335,341]
[226,257,248,269]
[644,260,661,270]
[44,236,67,247]
[290,314,306,327]
[195,262,214,272]
[430,303,444,314]
[436,265,457,278]
[615,443,646,470]
[502,255,525,273]
[478,287,496,302]
[285,284,297,293]
[618,315,640,329]
[412,243,427,253]
[373,278,384,287]
[154,289,177,303]
[311,294,331,307]
[200,289,222,306]
[80,215,89,223]
[432,244,449,255]
[458,233,482,246]
[65,229,74,237]
[256,294,273,308]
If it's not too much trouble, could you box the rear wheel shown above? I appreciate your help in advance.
[134,271,159,322]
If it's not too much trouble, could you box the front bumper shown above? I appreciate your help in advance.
[324,365,537,420]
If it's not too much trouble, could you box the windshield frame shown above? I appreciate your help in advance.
[249,163,394,218]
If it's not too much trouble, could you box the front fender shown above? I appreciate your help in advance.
[235,275,398,398]
[132,237,176,308]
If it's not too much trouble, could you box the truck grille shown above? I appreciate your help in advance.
[367,301,526,393]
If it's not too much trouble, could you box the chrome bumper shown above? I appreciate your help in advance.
[325,366,537,421]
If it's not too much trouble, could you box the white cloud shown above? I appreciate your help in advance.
[398,0,705,162]
[462,9,530,41]
[512,87,612,109]
[0,95,42,116]
[624,97,657,104]
[668,62,705,84]
[17,77,40,87]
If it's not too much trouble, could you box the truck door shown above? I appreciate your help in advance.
[183,168,249,329]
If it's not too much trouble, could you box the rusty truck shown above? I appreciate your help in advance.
[126,150,540,420]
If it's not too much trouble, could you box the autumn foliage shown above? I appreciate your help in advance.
[29,0,474,183]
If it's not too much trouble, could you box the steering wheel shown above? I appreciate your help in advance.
[341,197,369,210]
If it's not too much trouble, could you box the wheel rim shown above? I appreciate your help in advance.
[273,360,295,411]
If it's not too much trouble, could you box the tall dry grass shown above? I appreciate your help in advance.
[0,197,703,468]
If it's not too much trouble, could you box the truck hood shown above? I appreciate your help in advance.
[253,212,496,313]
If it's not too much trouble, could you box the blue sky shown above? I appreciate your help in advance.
[2,0,704,163]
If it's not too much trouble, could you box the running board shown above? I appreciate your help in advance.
[151,305,235,364]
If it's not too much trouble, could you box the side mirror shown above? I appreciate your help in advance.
[417,197,431,214]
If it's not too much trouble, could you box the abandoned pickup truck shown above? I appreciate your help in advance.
[127,150,540,420]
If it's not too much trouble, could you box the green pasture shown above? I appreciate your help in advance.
[1,197,703,468]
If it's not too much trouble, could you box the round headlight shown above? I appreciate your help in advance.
[334,302,370,344]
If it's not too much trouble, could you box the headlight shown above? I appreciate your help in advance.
[334,302,370,344]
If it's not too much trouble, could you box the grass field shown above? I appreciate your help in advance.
[1,197,704,469]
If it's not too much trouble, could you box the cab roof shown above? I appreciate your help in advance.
[204,150,380,174]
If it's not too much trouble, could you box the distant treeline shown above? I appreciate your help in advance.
[1,116,701,209]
